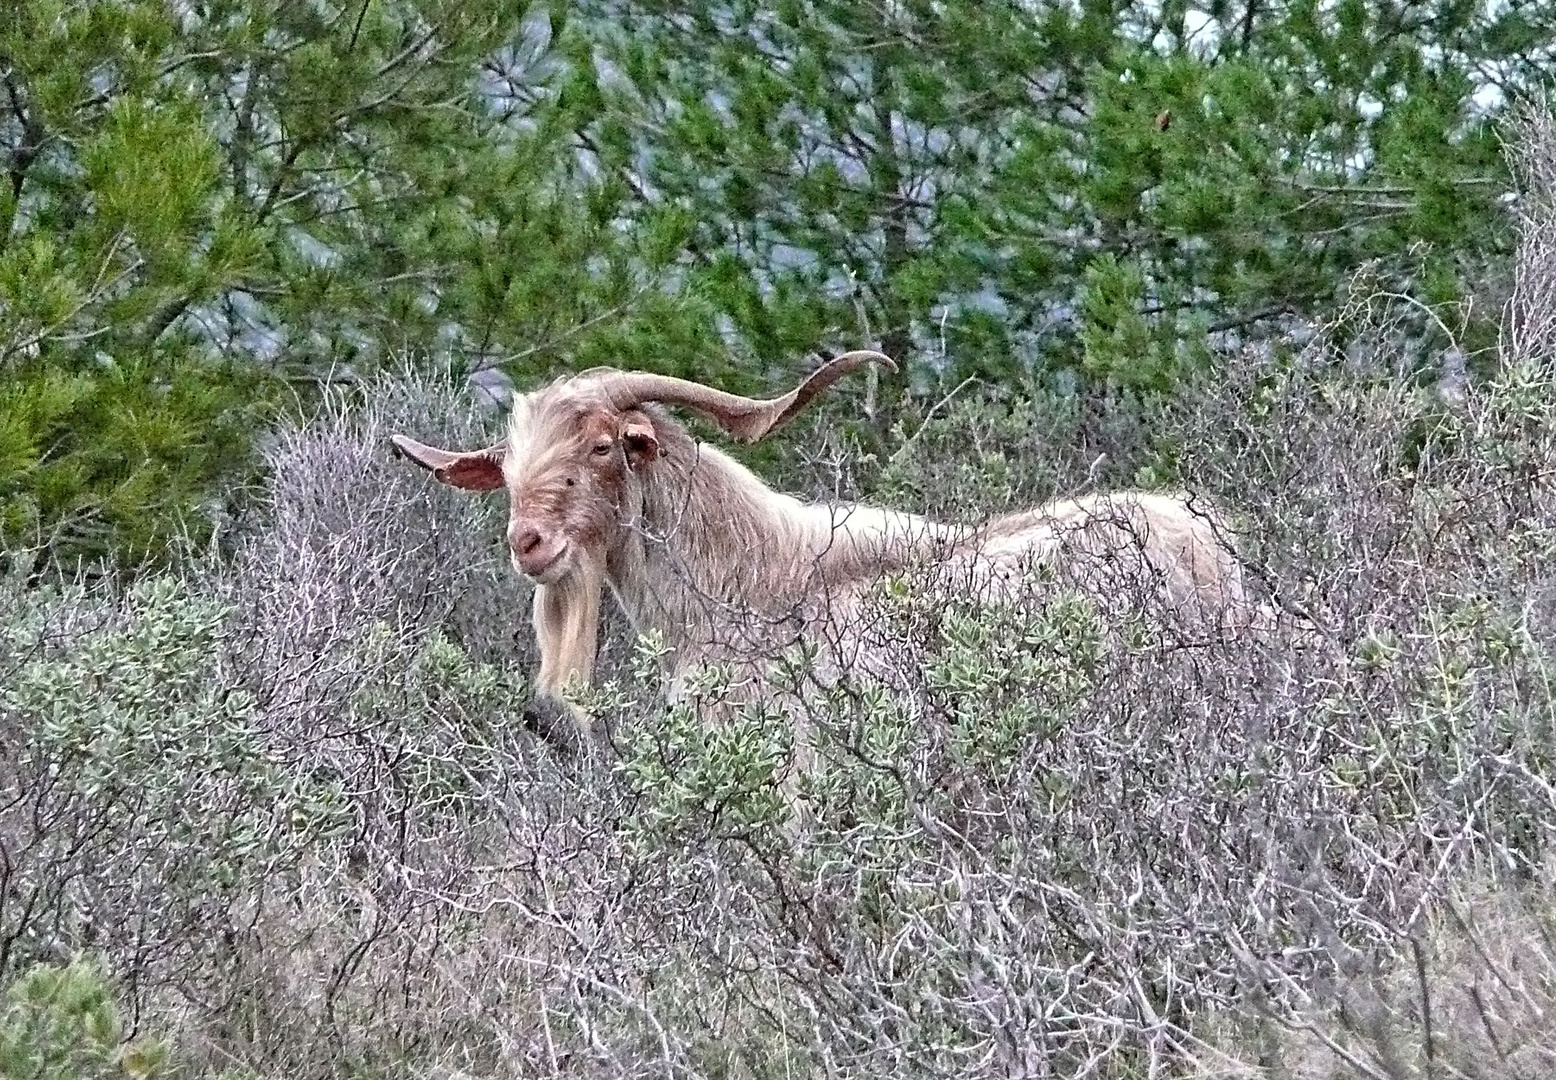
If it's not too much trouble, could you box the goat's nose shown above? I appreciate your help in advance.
[509,522,543,557]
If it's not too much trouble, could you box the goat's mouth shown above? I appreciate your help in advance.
[513,542,570,584]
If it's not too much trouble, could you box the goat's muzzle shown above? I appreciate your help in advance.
[509,520,569,582]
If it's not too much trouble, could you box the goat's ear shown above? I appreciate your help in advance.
[621,412,660,466]
[391,434,506,492]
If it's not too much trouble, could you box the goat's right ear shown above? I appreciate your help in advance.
[391,434,506,492]
[621,411,660,467]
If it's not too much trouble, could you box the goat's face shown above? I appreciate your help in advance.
[498,386,659,583]
[392,353,895,583]
[391,380,660,585]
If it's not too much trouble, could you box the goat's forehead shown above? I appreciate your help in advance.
[503,383,614,468]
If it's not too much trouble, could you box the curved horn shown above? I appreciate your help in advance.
[592,350,896,443]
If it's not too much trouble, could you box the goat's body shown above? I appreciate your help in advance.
[973,491,1249,616]
[592,416,1250,704]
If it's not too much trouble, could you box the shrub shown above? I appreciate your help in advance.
[0,574,347,982]
[1,325,1554,1077]
[0,959,166,1080]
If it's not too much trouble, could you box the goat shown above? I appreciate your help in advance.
[392,353,1252,744]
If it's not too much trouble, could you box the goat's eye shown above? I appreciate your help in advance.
[591,441,612,456]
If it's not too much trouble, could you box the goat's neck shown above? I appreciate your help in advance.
[606,433,944,656]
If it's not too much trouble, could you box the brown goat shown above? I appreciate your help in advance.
[392,353,1252,742]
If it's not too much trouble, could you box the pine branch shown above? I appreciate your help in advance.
[3,68,45,209]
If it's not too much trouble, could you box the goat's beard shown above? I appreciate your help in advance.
[528,549,609,726]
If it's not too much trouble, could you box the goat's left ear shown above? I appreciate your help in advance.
[621,411,660,467]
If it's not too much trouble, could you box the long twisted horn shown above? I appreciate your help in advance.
[589,350,896,442]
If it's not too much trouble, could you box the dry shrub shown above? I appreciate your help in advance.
[1506,95,1556,377]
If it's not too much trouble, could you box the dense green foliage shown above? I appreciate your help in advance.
[1,0,1544,560]
[0,0,685,560]
[0,961,166,1080]
[583,0,1524,424]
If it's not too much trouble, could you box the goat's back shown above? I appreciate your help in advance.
[952,490,1251,629]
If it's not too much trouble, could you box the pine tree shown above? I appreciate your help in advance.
[578,0,1524,433]
[0,1,690,562]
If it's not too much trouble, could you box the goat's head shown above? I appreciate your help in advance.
[392,351,895,585]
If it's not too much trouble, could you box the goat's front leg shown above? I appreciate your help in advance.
[527,570,604,753]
